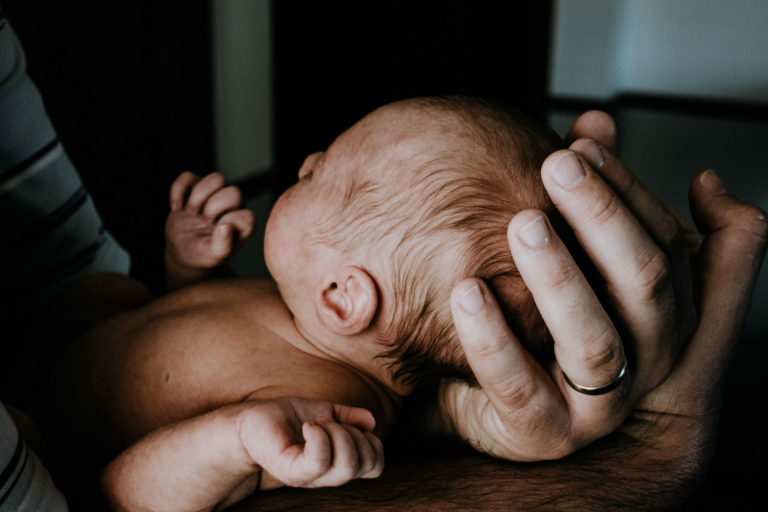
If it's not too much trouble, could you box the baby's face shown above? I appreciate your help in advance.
[263,121,370,327]
[263,105,443,333]
[264,149,337,312]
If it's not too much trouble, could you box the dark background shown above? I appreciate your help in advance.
[3,0,214,290]
[3,0,551,291]
[3,0,761,509]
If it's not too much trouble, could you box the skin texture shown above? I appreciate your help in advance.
[101,398,384,512]
[434,111,767,502]
[230,110,767,511]
[52,174,398,511]
[165,171,255,291]
[56,110,768,511]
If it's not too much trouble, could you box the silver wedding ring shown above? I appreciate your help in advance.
[562,359,628,396]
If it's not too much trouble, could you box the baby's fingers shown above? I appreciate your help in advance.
[207,224,235,262]
[186,173,226,214]
[203,186,243,220]
[331,404,376,432]
[342,426,383,480]
[305,423,374,488]
[219,209,256,246]
[262,422,332,488]
[360,430,385,479]
[169,172,200,211]
[299,422,333,477]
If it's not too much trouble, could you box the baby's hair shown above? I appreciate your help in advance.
[317,95,566,386]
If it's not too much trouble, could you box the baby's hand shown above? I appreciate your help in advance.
[164,172,255,289]
[236,397,385,490]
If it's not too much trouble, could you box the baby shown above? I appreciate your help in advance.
[49,95,563,510]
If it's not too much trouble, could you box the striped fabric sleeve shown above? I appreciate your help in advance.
[0,14,130,305]
[0,404,67,511]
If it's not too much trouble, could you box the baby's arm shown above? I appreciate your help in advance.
[101,397,384,512]
[165,172,255,291]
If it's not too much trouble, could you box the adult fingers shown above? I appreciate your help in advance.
[566,111,682,254]
[540,150,676,392]
[202,186,242,220]
[507,210,630,438]
[564,110,617,153]
[569,138,683,253]
[169,172,200,211]
[635,172,767,419]
[449,278,571,457]
[185,172,226,214]
[569,137,698,373]
[682,171,768,388]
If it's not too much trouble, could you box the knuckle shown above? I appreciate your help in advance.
[634,249,672,302]
[492,374,538,411]
[613,167,639,200]
[542,261,582,291]
[469,336,507,360]
[579,324,621,372]
[583,188,622,226]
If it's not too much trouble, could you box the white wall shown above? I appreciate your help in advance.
[549,0,768,339]
[550,0,768,103]
[212,0,272,180]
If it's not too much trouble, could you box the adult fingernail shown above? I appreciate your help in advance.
[518,216,550,249]
[459,284,485,315]
[578,139,604,170]
[700,169,726,195]
[551,151,586,190]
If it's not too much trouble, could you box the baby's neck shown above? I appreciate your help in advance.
[284,316,413,400]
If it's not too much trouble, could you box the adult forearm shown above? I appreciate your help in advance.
[517,417,708,511]
[245,416,707,512]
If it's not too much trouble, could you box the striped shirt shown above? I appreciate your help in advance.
[0,405,67,511]
[2,7,130,510]
[0,7,129,306]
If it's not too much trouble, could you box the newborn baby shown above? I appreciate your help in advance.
[51,95,565,509]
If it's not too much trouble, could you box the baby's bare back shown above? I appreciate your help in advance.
[52,276,375,453]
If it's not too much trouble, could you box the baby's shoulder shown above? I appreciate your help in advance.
[176,278,399,430]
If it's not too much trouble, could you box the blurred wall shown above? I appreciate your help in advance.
[212,0,273,181]
[549,0,768,340]
[550,0,768,103]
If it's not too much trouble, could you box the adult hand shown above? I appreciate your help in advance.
[439,111,767,461]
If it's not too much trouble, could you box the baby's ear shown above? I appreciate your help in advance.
[316,265,378,336]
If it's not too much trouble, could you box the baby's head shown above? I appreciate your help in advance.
[265,96,564,388]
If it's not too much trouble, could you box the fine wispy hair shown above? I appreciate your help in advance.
[316,95,565,386]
